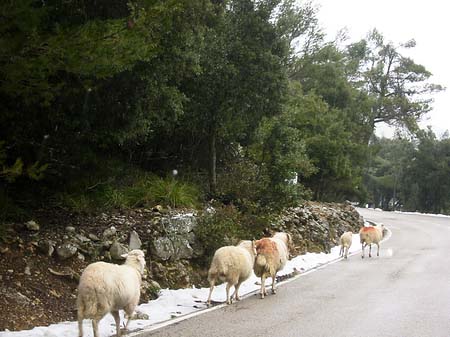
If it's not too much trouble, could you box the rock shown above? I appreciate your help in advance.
[37,240,55,256]
[65,226,76,233]
[161,213,197,234]
[56,243,78,260]
[75,234,91,243]
[129,230,142,250]
[24,266,31,276]
[152,237,173,261]
[103,226,117,238]
[25,220,39,231]
[110,241,128,260]
[88,233,100,241]
[171,236,194,260]
[153,205,164,213]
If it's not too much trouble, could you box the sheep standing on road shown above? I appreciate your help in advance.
[339,231,353,259]
[254,232,291,299]
[206,240,256,306]
[359,224,385,258]
[77,249,146,337]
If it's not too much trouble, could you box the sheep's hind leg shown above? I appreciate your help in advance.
[226,282,233,304]
[260,275,266,299]
[233,282,242,301]
[77,314,83,337]
[271,274,277,295]
[92,319,100,337]
[206,280,215,306]
[111,311,121,337]
[369,244,372,258]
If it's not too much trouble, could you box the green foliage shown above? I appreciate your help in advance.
[141,176,201,209]
[55,171,201,213]
[0,0,445,219]
[194,205,250,262]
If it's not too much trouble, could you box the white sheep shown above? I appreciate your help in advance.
[77,249,146,337]
[359,224,385,258]
[339,231,353,259]
[206,240,256,305]
[253,232,291,299]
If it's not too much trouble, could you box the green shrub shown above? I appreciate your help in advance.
[146,176,200,208]
[194,205,250,264]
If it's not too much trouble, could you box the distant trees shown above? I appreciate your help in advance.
[364,131,450,214]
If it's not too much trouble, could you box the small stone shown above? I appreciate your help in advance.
[56,243,78,260]
[65,226,76,233]
[24,266,31,276]
[37,240,55,257]
[25,220,40,231]
[103,226,117,238]
[129,230,142,250]
[110,241,128,260]
[88,233,100,241]
[153,205,164,213]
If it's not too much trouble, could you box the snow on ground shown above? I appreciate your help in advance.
[0,217,392,337]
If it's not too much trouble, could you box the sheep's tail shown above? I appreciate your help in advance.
[254,254,269,276]
[77,290,100,319]
[208,265,227,283]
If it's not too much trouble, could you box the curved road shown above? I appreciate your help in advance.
[137,209,450,337]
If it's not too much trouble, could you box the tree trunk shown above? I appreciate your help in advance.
[209,131,217,195]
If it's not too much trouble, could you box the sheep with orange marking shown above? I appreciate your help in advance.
[339,231,353,259]
[253,232,291,299]
[359,224,386,258]
[206,240,256,306]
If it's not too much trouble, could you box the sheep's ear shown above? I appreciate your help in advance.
[121,252,129,259]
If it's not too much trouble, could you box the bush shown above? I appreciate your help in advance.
[194,205,251,264]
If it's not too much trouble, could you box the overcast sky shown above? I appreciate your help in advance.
[312,0,449,138]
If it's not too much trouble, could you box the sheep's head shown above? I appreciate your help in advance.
[122,249,146,275]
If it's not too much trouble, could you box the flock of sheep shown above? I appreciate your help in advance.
[76,223,386,337]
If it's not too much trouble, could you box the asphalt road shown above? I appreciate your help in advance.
[136,209,450,337]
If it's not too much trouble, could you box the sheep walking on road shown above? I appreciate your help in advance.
[254,232,291,299]
[206,240,256,306]
[339,231,353,259]
[77,249,146,337]
[359,224,386,258]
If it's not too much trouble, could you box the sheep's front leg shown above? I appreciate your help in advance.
[361,243,365,258]
[376,243,380,257]
[369,243,372,258]
[111,311,121,337]
[339,245,343,257]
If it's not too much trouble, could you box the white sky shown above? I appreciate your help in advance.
[312,0,449,138]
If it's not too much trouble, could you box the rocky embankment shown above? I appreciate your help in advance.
[0,202,363,331]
